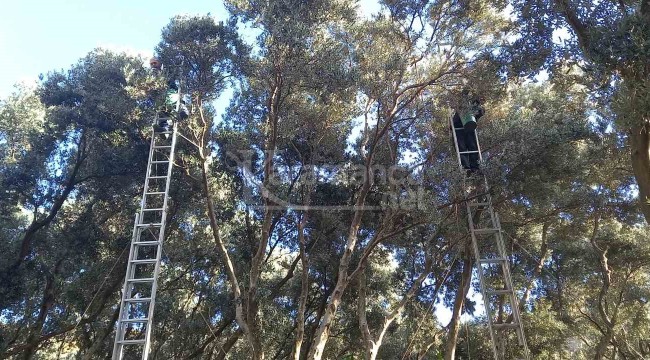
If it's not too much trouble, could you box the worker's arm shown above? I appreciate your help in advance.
[475,106,485,120]
[167,79,178,91]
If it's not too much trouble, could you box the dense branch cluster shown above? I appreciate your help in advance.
[1,1,649,359]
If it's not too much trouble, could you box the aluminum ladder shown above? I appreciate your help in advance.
[112,119,177,360]
[450,113,529,359]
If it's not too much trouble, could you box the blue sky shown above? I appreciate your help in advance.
[0,0,383,98]
[0,0,230,97]
[0,0,481,326]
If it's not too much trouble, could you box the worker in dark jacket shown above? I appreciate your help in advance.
[453,97,485,172]
[149,57,188,133]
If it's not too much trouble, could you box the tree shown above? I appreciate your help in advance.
[0,50,151,357]
[508,0,650,224]
[2,1,650,359]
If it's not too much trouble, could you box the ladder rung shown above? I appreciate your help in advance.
[121,318,150,323]
[136,223,162,228]
[486,289,512,296]
[145,192,166,195]
[142,208,164,212]
[147,176,168,179]
[479,258,507,264]
[458,151,480,154]
[133,241,160,246]
[130,259,157,264]
[453,127,465,130]
[118,339,146,345]
[153,145,172,149]
[151,160,169,164]
[124,297,152,302]
[472,228,500,234]
[127,278,155,283]
[492,323,520,330]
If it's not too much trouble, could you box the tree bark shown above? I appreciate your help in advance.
[195,99,259,357]
[22,260,63,359]
[553,0,650,224]
[306,164,374,360]
[292,211,310,360]
[358,251,436,360]
[357,270,378,360]
[200,157,257,355]
[589,214,618,360]
[81,307,120,360]
[629,123,650,224]
[11,130,87,272]
[215,330,243,360]
[444,253,473,360]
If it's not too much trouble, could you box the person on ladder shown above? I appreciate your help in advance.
[149,57,188,134]
[453,90,485,174]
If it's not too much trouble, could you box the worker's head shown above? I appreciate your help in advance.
[471,96,485,107]
[149,57,162,70]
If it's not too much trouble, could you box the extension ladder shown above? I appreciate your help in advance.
[450,114,529,359]
[112,120,177,360]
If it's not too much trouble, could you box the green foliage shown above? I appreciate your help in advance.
[156,15,248,100]
[2,1,650,359]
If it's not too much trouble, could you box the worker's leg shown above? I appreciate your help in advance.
[456,128,471,169]
[179,102,189,120]
[466,129,479,170]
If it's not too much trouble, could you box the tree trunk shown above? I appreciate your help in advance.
[215,330,242,360]
[200,157,258,357]
[444,254,473,360]
[302,279,332,359]
[594,330,614,360]
[2,131,87,304]
[629,123,650,224]
[359,250,436,360]
[554,0,650,225]
[195,98,260,358]
[590,214,618,360]
[22,260,63,359]
[81,307,120,360]
[292,212,310,360]
[357,270,378,360]
[307,170,373,360]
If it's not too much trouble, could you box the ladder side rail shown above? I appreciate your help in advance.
[480,188,529,357]
[467,204,501,360]
[112,213,142,359]
[468,126,530,358]
[473,123,485,164]
[495,214,529,351]
[139,126,159,221]
[141,123,178,359]
[455,111,500,357]
[471,127,493,197]
[114,124,160,359]
[449,113,465,171]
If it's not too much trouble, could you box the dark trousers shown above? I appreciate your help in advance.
[453,113,479,170]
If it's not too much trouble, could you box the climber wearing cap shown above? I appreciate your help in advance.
[149,57,188,132]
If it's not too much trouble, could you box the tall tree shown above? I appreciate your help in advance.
[508,0,650,223]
